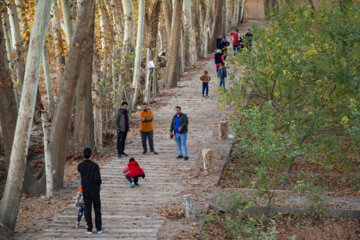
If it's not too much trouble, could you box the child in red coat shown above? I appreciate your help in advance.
[123,158,145,188]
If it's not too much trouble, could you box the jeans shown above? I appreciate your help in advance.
[125,175,139,184]
[117,129,128,154]
[77,203,84,222]
[141,131,154,152]
[233,44,240,55]
[175,132,188,157]
[82,189,102,231]
[219,77,225,89]
[202,82,209,96]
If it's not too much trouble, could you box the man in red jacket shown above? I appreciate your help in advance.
[123,158,145,188]
[228,29,240,55]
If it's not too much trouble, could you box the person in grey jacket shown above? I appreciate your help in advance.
[115,102,131,158]
[170,106,189,160]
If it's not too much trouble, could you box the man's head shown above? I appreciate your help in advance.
[121,101,128,110]
[218,34,222,38]
[142,103,148,111]
[175,106,181,115]
[204,70,208,74]
[236,29,239,32]
[247,28,251,33]
[83,147,92,159]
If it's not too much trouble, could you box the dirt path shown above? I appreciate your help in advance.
[13,57,232,239]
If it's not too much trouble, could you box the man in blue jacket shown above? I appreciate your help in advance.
[170,106,189,160]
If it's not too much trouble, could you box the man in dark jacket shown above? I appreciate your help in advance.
[115,102,131,158]
[77,148,104,235]
[170,106,189,160]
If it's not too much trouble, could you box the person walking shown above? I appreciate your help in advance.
[140,103,158,155]
[200,70,211,97]
[115,102,131,158]
[213,49,224,72]
[228,29,240,55]
[217,63,227,90]
[170,106,189,160]
[216,34,225,50]
[244,28,253,51]
[77,148,105,235]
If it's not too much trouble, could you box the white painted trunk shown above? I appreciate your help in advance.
[93,76,103,153]
[0,0,51,235]
[202,0,211,57]
[42,47,55,115]
[52,0,65,85]
[232,0,240,28]
[183,0,197,66]
[41,111,54,197]
[60,0,74,45]
[226,0,231,34]
[14,0,29,33]
[144,47,151,104]
[180,28,184,74]
[182,194,196,220]
[240,0,246,22]
[131,0,145,108]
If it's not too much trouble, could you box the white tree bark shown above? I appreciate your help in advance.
[144,47,151,104]
[14,0,29,33]
[225,0,231,34]
[202,0,211,57]
[0,0,51,236]
[42,46,55,115]
[182,194,196,220]
[232,0,240,29]
[41,111,54,197]
[180,28,184,74]
[240,0,246,22]
[183,0,197,66]
[60,0,74,45]
[131,0,145,108]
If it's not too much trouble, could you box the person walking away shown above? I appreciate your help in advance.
[244,28,253,51]
[115,101,131,158]
[213,49,224,72]
[221,35,230,60]
[228,29,240,55]
[77,148,105,235]
[75,187,85,228]
[200,70,211,97]
[216,34,225,50]
[217,63,227,90]
[123,158,146,188]
[140,103,158,155]
[170,106,189,160]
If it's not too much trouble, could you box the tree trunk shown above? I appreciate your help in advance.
[41,111,54,197]
[131,0,145,108]
[0,16,18,171]
[50,0,96,191]
[219,121,228,139]
[144,47,151,103]
[202,148,212,172]
[162,0,172,45]
[232,0,240,28]
[42,46,55,116]
[182,194,196,220]
[210,0,222,52]
[240,0,246,22]
[183,0,197,67]
[8,2,26,100]
[165,0,183,88]
[225,0,231,34]
[202,0,211,57]
[179,28,185,74]
[14,0,29,33]
[0,1,51,237]
[60,0,74,45]
[92,56,103,153]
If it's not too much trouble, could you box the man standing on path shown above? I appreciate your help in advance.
[140,103,158,155]
[170,106,189,160]
[115,102,131,158]
[77,148,105,235]
[228,29,240,55]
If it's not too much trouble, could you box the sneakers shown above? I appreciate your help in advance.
[84,229,93,235]
[97,228,106,234]
[122,152,129,157]
[184,157,189,161]
[176,155,183,159]
[152,151,158,155]
[130,182,135,188]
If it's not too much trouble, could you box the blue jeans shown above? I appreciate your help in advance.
[202,82,209,96]
[175,132,188,157]
[233,45,239,55]
[219,77,225,89]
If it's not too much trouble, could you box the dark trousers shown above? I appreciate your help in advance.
[77,203,84,222]
[82,189,102,231]
[117,129,128,154]
[125,175,139,184]
[141,131,154,152]
[202,82,209,96]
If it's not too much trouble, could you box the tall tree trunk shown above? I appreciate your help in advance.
[0,16,18,171]
[232,0,240,28]
[144,47,151,103]
[0,1,51,237]
[162,0,172,46]
[41,111,54,197]
[42,46,55,116]
[60,0,74,45]
[14,0,29,33]
[193,0,202,59]
[202,0,211,56]
[183,0,197,67]
[225,0,231,34]
[50,0,96,190]
[210,0,222,52]
[240,0,246,22]
[131,0,145,108]
[92,54,103,153]
[52,0,66,86]
[7,2,25,100]
[165,0,183,88]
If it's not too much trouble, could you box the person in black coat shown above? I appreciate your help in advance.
[77,148,105,235]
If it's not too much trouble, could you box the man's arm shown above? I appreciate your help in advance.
[94,165,102,186]
[114,111,120,130]
[170,116,174,132]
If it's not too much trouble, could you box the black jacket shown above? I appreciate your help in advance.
[216,38,224,50]
[78,159,102,191]
[170,113,188,133]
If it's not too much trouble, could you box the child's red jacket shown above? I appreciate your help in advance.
[123,160,145,178]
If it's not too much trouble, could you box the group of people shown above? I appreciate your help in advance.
[76,103,190,234]
[202,28,253,94]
